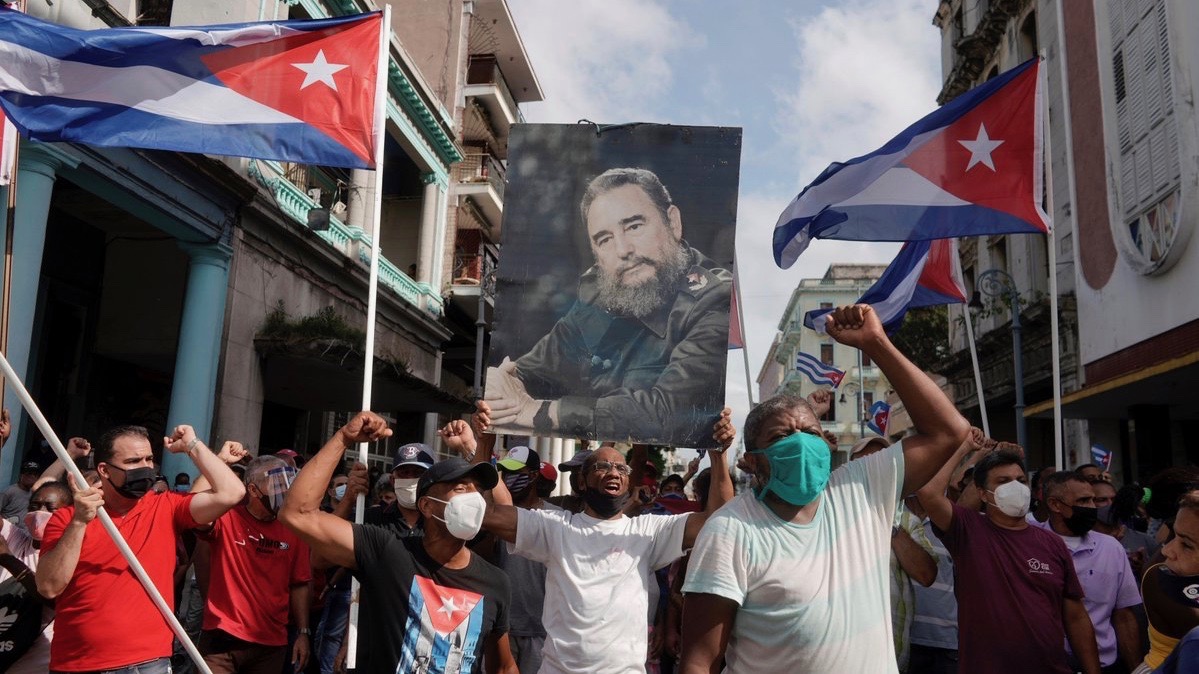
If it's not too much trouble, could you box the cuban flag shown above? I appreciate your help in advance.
[1090,444,1112,470]
[867,401,891,436]
[803,238,967,335]
[0,8,383,169]
[774,57,1049,269]
[795,351,844,388]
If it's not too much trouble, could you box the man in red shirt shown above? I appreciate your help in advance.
[37,424,246,674]
[199,455,312,673]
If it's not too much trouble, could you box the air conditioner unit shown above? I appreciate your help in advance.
[307,187,322,202]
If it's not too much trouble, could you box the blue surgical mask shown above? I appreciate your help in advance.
[751,432,831,506]
[334,484,347,500]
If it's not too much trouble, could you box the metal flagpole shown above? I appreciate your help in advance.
[733,264,753,408]
[0,351,214,674]
[1038,50,1064,470]
[962,303,990,437]
[347,6,391,668]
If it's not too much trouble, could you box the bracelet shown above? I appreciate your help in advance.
[297,628,311,636]
[187,437,200,453]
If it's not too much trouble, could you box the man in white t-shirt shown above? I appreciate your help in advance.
[481,411,736,674]
[678,304,969,674]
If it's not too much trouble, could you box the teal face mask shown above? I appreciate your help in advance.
[751,431,831,506]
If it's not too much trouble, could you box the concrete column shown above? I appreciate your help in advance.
[429,182,449,293]
[0,145,74,483]
[423,413,439,450]
[162,242,232,480]
[347,168,372,232]
[417,174,438,285]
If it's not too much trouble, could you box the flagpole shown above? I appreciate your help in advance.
[1039,50,1064,470]
[961,303,990,437]
[347,6,390,669]
[733,264,753,408]
[0,350,214,674]
[0,0,27,426]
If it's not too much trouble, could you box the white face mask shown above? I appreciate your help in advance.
[425,491,486,540]
[394,477,419,509]
[988,480,1031,518]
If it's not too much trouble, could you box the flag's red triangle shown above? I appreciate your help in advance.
[901,62,1045,230]
[200,14,381,167]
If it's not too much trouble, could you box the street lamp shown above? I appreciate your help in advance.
[969,268,1026,448]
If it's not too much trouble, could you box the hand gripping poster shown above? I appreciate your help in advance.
[485,123,741,448]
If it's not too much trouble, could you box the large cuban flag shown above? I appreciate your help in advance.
[804,238,967,335]
[0,8,382,169]
[774,57,1049,269]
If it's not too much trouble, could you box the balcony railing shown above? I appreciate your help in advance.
[452,229,498,291]
[247,160,443,316]
[453,152,506,202]
[467,55,522,124]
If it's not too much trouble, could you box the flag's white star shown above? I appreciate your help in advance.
[292,50,348,91]
[437,595,460,617]
[958,123,1005,171]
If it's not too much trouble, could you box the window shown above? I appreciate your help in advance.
[1107,0,1183,274]
[863,391,875,411]
[820,343,834,366]
[862,352,873,367]
[819,302,833,310]
[824,397,836,422]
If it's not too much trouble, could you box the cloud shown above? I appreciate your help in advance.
[507,0,695,123]
[776,0,942,185]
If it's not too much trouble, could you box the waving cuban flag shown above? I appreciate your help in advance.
[774,57,1049,269]
[0,8,383,169]
[795,351,844,388]
[804,238,967,335]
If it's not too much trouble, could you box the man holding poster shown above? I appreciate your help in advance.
[486,156,734,448]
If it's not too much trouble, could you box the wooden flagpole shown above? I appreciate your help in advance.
[346,5,391,668]
[962,304,990,437]
[733,263,754,408]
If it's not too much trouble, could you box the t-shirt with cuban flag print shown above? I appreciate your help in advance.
[353,524,510,674]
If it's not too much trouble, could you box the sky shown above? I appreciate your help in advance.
[507,0,944,453]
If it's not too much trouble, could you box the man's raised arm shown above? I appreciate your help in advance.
[279,412,392,570]
[825,305,969,495]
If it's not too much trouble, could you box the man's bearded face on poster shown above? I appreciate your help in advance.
[584,174,690,319]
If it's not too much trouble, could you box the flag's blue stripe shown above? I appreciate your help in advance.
[0,8,377,79]
[0,93,369,168]
[783,203,1045,246]
[795,352,837,374]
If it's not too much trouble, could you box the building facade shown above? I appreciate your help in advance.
[932,0,1199,481]
[758,264,891,466]
[0,0,543,481]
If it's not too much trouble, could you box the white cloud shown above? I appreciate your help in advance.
[775,0,942,185]
[507,0,695,123]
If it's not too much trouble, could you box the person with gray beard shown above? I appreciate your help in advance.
[486,167,732,446]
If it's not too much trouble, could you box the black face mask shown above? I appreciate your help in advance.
[1064,505,1099,536]
[106,465,157,499]
[581,486,629,518]
[1157,566,1199,609]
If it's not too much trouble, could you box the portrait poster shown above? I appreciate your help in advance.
[484,123,741,448]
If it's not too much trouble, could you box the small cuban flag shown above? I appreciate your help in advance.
[1090,444,1112,470]
[867,401,891,436]
[795,351,845,388]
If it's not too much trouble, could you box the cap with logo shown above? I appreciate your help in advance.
[538,462,558,482]
[498,446,541,472]
[392,443,435,471]
[416,457,498,497]
[20,461,40,475]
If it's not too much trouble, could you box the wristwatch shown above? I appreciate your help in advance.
[297,628,311,636]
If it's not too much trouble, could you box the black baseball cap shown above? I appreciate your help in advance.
[417,457,498,497]
[20,461,40,474]
[558,449,593,472]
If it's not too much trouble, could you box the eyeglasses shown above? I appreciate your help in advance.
[591,461,632,477]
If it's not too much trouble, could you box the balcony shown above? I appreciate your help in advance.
[453,151,506,234]
[464,55,522,149]
[448,228,497,323]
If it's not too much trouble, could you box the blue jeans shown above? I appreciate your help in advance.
[315,586,351,674]
[52,657,173,674]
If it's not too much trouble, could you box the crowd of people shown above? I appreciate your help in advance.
[0,304,1196,673]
